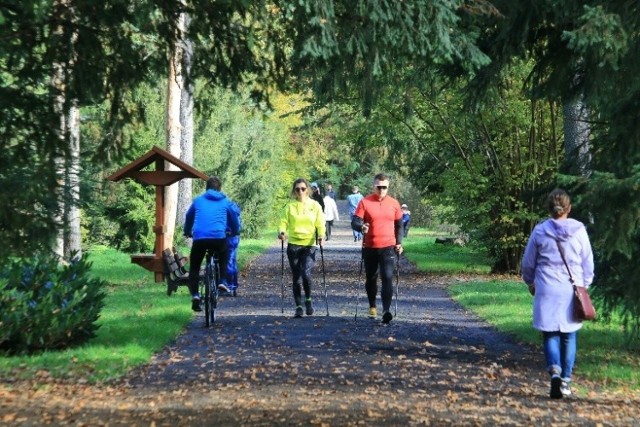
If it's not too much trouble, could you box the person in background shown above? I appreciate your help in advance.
[184,176,240,312]
[521,188,594,399]
[278,178,326,317]
[323,192,340,241]
[401,204,411,238]
[351,173,403,324]
[347,185,364,242]
[225,200,242,296]
[325,183,337,200]
[310,182,325,212]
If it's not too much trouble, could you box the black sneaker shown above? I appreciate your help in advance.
[382,311,393,324]
[191,296,202,312]
[305,299,314,316]
[550,376,563,399]
[295,306,304,318]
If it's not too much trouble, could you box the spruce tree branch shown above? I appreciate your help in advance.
[426,99,473,171]
[478,113,504,180]
[379,104,443,166]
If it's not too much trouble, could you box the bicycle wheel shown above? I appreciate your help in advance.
[202,261,213,328]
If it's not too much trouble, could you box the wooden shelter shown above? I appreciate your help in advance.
[106,146,208,282]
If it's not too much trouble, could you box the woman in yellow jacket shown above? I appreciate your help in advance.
[278,178,326,317]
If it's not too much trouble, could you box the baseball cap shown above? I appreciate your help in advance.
[311,182,318,188]
[401,204,408,208]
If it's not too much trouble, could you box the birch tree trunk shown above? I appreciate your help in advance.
[164,11,186,249]
[562,95,591,177]
[52,0,81,261]
[177,14,194,230]
[65,103,82,260]
[52,71,66,259]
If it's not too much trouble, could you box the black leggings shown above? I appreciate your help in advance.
[188,238,229,296]
[363,246,396,312]
[286,244,316,306]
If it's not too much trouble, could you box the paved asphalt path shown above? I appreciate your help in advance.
[2,216,639,426]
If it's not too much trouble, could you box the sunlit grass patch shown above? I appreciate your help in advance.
[0,234,276,383]
[403,227,491,274]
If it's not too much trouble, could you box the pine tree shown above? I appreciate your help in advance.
[466,1,640,333]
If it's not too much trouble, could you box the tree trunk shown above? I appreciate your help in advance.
[53,84,65,259]
[562,95,591,177]
[52,0,81,261]
[164,12,186,250]
[65,103,82,260]
[177,14,194,231]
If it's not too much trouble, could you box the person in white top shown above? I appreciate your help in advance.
[323,194,340,241]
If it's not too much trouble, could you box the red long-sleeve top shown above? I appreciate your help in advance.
[354,194,403,248]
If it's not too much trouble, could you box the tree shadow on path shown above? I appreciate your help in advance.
[122,221,639,426]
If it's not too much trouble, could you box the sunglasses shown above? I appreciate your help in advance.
[294,187,307,192]
[376,185,388,190]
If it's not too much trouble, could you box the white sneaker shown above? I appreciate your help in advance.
[560,380,572,397]
[217,283,230,293]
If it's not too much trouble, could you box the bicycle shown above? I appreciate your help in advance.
[201,251,220,327]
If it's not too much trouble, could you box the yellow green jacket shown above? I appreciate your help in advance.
[279,198,326,246]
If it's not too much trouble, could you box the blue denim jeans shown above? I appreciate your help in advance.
[543,331,577,381]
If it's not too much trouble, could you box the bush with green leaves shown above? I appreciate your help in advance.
[0,253,107,355]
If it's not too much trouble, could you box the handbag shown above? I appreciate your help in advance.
[555,240,596,321]
[573,285,596,321]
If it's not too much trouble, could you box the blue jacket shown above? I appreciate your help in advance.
[226,201,242,237]
[402,212,411,225]
[184,190,240,240]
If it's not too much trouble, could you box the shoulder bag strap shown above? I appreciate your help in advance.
[555,240,575,284]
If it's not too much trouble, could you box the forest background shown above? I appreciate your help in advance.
[2,0,640,351]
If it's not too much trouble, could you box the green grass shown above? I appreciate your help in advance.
[403,227,639,391]
[449,280,640,389]
[403,227,491,274]
[0,234,276,383]
[3,227,638,391]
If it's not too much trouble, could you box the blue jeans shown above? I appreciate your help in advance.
[543,331,577,381]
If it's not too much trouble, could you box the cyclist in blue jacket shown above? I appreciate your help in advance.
[184,177,240,312]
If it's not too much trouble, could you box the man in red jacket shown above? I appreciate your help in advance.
[351,173,403,324]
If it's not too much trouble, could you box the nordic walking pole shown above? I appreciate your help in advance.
[394,252,400,318]
[355,231,366,321]
[320,244,329,316]
[317,230,329,316]
[280,233,285,314]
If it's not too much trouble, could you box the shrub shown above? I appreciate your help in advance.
[0,252,107,354]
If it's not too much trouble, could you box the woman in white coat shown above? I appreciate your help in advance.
[323,194,340,241]
[521,189,594,399]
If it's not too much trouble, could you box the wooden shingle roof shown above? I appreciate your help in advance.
[106,145,208,186]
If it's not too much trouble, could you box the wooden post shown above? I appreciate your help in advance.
[106,146,207,283]
[154,158,166,282]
